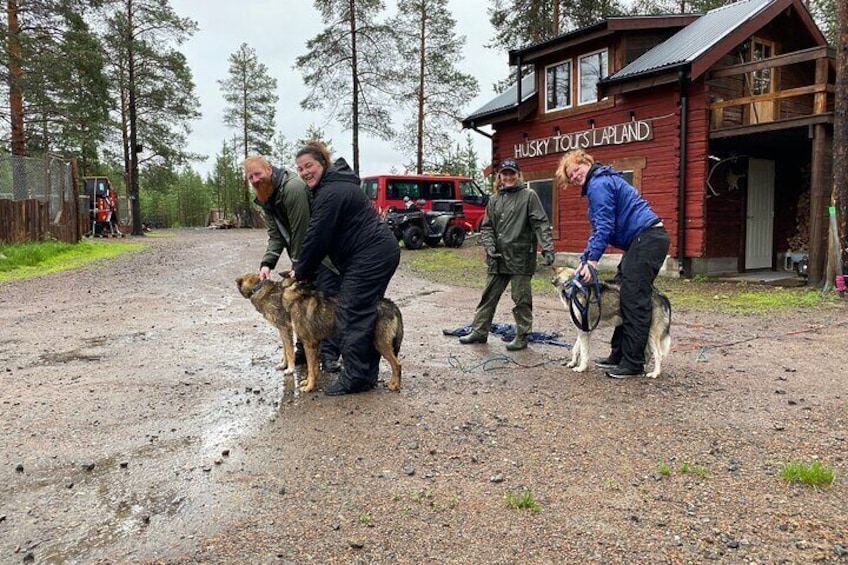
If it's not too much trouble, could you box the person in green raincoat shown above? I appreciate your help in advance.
[459,158,555,351]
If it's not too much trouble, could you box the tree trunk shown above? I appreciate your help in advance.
[127,0,143,235]
[835,0,847,258]
[7,0,24,157]
[350,0,360,173]
[416,1,426,174]
[241,67,252,227]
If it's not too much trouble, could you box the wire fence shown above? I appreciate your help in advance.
[0,152,75,218]
[0,152,82,244]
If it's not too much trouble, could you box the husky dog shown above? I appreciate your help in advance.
[236,273,296,374]
[281,275,404,394]
[552,267,671,378]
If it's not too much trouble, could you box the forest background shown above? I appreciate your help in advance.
[0,0,841,230]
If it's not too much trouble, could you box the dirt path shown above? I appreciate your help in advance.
[1,229,846,564]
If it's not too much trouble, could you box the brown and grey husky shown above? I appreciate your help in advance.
[280,274,404,394]
[552,267,671,378]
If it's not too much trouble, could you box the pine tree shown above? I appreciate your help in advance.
[295,0,396,173]
[393,0,479,174]
[218,42,278,225]
[101,0,200,234]
[219,43,278,160]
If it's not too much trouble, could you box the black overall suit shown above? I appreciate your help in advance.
[293,159,400,392]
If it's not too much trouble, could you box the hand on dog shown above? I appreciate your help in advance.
[542,250,555,266]
[259,265,272,281]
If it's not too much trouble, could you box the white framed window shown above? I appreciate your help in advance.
[578,49,608,105]
[545,59,572,113]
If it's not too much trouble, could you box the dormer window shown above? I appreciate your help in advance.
[545,60,572,112]
[578,49,608,105]
[544,49,609,113]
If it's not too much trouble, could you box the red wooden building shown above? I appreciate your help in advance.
[462,0,835,281]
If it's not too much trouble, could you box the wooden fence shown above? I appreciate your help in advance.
[0,153,84,245]
[0,197,85,245]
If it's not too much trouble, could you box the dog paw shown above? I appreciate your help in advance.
[283,367,295,376]
[646,372,660,379]
[275,362,287,371]
[566,361,577,368]
[572,365,588,373]
[299,383,315,393]
[386,379,401,392]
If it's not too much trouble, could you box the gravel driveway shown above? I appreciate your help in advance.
[1,228,846,564]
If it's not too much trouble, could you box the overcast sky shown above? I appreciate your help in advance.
[168,0,508,178]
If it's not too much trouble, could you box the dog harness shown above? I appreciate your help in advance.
[563,263,602,332]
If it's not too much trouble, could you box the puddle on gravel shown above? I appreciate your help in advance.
[20,346,291,564]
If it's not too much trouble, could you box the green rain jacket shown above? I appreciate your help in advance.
[479,182,554,275]
[257,166,312,270]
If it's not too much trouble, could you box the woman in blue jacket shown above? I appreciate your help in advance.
[556,149,669,379]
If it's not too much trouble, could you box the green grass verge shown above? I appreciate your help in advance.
[0,239,147,282]
[401,246,840,314]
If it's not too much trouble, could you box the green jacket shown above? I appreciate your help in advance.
[479,182,554,275]
[257,166,313,270]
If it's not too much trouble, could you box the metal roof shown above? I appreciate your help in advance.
[462,73,536,125]
[604,0,776,83]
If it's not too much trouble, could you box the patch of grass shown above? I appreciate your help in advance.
[780,460,834,488]
[358,511,371,525]
[604,478,622,491]
[504,489,540,512]
[656,278,838,314]
[410,488,433,504]
[401,247,840,314]
[0,239,146,282]
[679,461,710,478]
[657,461,671,476]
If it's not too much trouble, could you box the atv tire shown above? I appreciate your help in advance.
[402,225,425,250]
[443,225,466,248]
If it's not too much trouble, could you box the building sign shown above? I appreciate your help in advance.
[514,119,654,159]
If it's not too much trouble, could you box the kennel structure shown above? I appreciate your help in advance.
[463,0,835,283]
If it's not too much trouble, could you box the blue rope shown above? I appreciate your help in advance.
[448,353,565,373]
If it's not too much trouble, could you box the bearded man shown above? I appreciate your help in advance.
[243,155,342,374]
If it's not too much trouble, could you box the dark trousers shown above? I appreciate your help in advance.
[610,226,670,370]
[336,240,400,389]
[315,264,342,363]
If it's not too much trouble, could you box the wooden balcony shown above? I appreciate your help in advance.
[707,45,835,138]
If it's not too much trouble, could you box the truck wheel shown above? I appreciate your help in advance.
[443,225,466,248]
[403,225,425,250]
[424,236,442,247]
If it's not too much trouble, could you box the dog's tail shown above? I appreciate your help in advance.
[379,298,404,355]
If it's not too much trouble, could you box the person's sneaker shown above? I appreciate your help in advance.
[459,332,488,344]
[605,365,644,379]
[505,336,528,351]
[321,359,342,373]
[594,356,621,369]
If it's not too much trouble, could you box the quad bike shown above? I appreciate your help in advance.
[385,198,467,250]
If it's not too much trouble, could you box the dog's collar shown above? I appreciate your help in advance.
[247,279,267,298]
